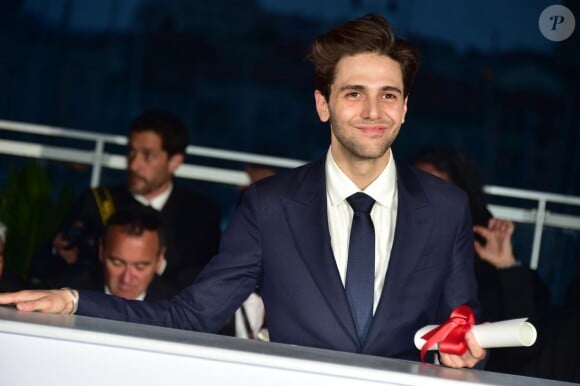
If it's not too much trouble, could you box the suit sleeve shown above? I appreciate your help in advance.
[77,184,264,332]
[440,195,480,321]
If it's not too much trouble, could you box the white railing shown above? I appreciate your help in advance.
[1,119,579,270]
[2,306,568,386]
[485,187,580,269]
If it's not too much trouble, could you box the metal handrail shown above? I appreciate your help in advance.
[1,118,579,269]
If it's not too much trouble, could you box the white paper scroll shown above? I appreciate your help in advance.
[414,318,537,351]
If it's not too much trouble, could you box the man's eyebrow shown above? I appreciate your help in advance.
[338,84,403,94]
[381,85,403,94]
[338,84,365,92]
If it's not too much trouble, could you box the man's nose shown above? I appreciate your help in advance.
[128,154,143,172]
[361,98,380,119]
[120,268,134,283]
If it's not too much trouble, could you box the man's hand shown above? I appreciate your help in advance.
[0,289,77,314]
[438,331,486,368]
[473,218,517,269]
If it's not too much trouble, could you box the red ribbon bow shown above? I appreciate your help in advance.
[420,305,475,362]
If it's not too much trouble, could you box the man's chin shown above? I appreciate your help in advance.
[128,184,147,196]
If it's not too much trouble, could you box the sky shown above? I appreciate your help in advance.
[21,0,567,54]
[257,0,560,53]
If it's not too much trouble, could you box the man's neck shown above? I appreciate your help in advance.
[142,181,172,202]
[133,182,173,210]
[330,148,391,190]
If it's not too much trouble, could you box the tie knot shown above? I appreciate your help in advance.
[347,192,375,214]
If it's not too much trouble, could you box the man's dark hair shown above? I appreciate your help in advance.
[103,208,165,253]
[129,109,188,157]
[307,14,420,100]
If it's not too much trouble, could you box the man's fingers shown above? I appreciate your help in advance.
[20,297,61,313]
[472,225,490,240]
[465,331,486,360]
[473,241,484,257]
[15,300,43,312]
[439,332,485,368]
[0,290,69,313]
[0,293,16,304]
[439,353,462,368]
[0,290,40,304]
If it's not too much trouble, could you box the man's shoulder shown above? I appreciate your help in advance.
[167,184,221,213]
[170,184,215,202]
[252,158,323,191]
[397,163,468,203]
[71,184,130,212]
[91,184,136,207]
[79,184,128,199]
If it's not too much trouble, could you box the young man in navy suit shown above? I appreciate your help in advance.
[0,14,485,368]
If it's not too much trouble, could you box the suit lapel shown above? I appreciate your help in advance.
[365,164,435,347]
[281,159,359,346]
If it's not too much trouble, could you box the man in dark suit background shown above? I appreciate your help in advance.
[1,15,484,368]
[30,109,222,291]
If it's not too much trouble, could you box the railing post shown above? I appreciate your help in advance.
[530,199,547,270]
[90,139,105,187]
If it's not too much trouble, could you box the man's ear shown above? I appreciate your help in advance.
[402,96,409,123]
[156,247,166,274]
[168,153,184,174]
[314,90,330,123]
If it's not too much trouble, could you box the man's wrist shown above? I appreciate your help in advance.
[498,257,520,269]
[61,288,79,314]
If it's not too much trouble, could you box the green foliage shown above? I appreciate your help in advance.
[0,161,75,278]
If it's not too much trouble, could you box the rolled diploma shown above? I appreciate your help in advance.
[414,318,537,351]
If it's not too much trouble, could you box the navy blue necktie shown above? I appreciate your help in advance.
[345,192,375,344]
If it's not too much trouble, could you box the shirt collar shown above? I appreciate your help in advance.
[133,182,173,211]
[326,147,397,208]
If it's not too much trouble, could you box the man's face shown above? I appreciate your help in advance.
[99,226,163,300]
[127,131,182,200]
[315,52,408,164]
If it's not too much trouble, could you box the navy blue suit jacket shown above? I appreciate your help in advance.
[78,157,478,362]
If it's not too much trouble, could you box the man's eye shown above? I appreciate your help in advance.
[383,93,396,99]
[347,92,361,98]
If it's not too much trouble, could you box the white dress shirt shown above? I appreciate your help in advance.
[235,292,268,340]
[326,147,398,313]
[132,182,173,211]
